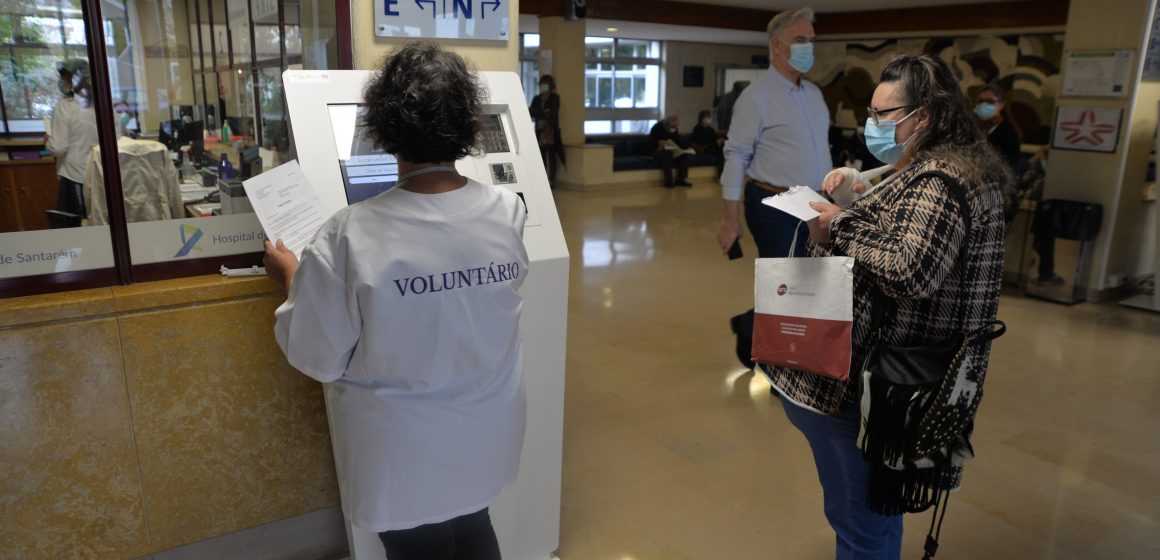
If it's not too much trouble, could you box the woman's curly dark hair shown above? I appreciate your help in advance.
[880,54,983,159]
[361,41,485,163]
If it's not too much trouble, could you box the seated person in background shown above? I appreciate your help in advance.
[649,115,693,188]
[691,110,725,178]
[691,110,723,153]
[84,136,183,224]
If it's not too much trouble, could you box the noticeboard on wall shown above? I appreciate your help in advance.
[374,0,509,41]
[1145,6,1160,81]
[1061,50,1133,98]
[1050,106,1124,153]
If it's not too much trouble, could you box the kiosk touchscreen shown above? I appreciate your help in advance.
[285,70,568,560]
[327,104,399,204]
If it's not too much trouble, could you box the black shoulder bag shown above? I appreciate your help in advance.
[857,171,1006,559]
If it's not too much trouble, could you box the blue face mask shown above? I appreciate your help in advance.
[864,109,918,165]
[974,101,997,120]
[784,42,814,74]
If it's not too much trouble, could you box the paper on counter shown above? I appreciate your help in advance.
[242,159,327,258]
[761,186,829,221]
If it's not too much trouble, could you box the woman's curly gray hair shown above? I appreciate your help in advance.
[361,41,485,163]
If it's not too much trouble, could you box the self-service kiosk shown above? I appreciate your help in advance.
[284,70,569,560]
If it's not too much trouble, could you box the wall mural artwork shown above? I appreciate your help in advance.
[808,33,1065,146]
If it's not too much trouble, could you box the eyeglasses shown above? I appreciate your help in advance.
[867,104,915,126]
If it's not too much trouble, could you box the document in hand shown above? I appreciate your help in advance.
[242,159,328,258]
[760,186,829,221]
[662,139,696,155]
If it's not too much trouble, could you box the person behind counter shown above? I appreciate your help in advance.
[46,59,98,225]
[263,41,528,560]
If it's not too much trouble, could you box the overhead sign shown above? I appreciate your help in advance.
[374,0,509,41]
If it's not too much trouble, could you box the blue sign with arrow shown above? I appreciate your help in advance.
[375,0,509,41]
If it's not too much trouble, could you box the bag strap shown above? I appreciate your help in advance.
[922,489,953,559]
[965,320,1006,346]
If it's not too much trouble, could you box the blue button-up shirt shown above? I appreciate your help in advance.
[721,69,831,201]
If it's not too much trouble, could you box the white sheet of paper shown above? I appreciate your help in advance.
[761,186,829,221]
[242,159,327,258]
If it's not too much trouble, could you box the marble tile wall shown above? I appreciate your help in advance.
[0,317,150,559]
[119,296,339,551]
[0,280,340,559]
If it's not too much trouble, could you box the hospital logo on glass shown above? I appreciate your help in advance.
[175,225,205,257]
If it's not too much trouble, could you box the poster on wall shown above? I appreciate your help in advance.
[1061,50,1133,97]
[1144,2,1160,81]
[374,0,509,41]
[1050,107,1124,153]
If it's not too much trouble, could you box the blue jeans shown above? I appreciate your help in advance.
[744,181,808,258]
[781,399,903,560]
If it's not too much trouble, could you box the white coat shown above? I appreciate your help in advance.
[275,179,528,532]
[83,137,182,225]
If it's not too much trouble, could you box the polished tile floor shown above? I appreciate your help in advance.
[551,184,1160,559]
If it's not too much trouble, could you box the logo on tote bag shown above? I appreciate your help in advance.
[777,284,788,296]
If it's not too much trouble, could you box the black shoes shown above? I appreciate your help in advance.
[1037,274,1065,286]
[730,313,755,370]
[675,179,693,187]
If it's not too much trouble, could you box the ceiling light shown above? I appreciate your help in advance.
[607,27,619,32]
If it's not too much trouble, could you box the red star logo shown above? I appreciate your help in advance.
[1059,110,1116,146]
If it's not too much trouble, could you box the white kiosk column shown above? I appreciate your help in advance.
[284,70,568,560]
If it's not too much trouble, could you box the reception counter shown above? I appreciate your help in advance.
[0,275,344,559]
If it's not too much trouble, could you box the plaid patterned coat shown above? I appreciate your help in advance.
[764,145,1009,416]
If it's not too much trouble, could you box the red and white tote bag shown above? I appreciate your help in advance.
[753,256,854,380]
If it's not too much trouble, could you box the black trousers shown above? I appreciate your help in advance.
[57,177,86,218]
[540,145,558,184]
[378,508,500,560]
[652,149,689,185]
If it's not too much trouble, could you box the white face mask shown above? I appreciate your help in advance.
[539,84,550,94]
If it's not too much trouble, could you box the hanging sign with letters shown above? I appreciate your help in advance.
[374,0,509,41]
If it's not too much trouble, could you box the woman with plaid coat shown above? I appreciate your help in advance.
[763,54,1011,559]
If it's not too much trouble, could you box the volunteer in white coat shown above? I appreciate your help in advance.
[264,42,528,560]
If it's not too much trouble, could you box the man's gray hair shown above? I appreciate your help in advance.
[767,7,816,39]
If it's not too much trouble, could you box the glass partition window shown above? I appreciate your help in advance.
[584,37,662,136]
[0,0,115,288]
[0,0,345,297]
[102,0,334,271]
[0,1,90,133]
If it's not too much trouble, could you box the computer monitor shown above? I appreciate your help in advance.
[327,104,398,205]
[158,119,182,151]
[240,146,262,179]
[179,120,205,163]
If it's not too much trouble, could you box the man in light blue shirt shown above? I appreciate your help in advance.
[717,7,830,259]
